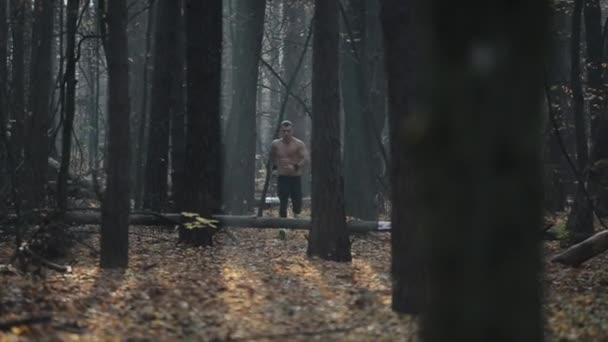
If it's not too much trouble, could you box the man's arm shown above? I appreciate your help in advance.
[296,141,309,168]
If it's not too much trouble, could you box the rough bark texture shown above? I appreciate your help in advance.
[566,0,593,243]
[143,0,178,211]
[416,1,546,340]
[180,0,223,246]
[100,0,131,269]
[224,0,266,214]
[307,0,351,262]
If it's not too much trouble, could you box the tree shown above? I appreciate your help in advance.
[341,0,378,221]
[100,0,132,268]
[132,2,155,209]
[57,0,79,214]
[224,0,266,214]
[169,0,187,212]
[585,0,608,216]
[307,0,351,262]
[9,0,27,174]
[566,0,593,243]
[25,0,55,207]
[380,0,425,314]
[410,1,547,340]
[143,0,179,211]
[180,0,222,246]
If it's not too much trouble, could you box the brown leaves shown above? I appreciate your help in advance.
[0,224,413,340]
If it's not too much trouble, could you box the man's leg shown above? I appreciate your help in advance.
[277,176,289,218]
[291,176,303,217]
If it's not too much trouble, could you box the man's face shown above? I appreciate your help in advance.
[281,126,293,140]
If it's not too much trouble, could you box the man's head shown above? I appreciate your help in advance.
[280,120,293,141]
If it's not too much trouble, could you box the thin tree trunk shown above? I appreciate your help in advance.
[57,0,79,215]
[566,0,593,243]
[9,0,27,173]
[170,0,186,211]
[143,0,177,211]
[133,4,155,209]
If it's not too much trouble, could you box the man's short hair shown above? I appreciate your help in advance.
[280,120,293,128]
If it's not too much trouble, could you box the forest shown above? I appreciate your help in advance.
[0,0,607,340]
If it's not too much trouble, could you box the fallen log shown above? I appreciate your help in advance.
[551,230,608,267]
[57,211,391,233]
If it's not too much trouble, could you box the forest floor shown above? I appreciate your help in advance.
[0,211,607,341]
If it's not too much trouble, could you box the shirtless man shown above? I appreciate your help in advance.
[270,120,309,218]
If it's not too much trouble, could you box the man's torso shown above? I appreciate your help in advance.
[273,138,304,176]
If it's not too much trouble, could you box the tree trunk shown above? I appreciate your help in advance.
[416,1,546,340]
[566,0,593,243]
[57,0,79,215]
[170,0,186,212]
[224,0,266,214]
[132,4,154,209]
[180,0,223,246]
[143,0,178,211]
[341,0,378,221]
[9,0,27,186]
[544,0,572,213]
[307,0,351,262]
[380,0,425,314]
[26,0,56,208]
[0,0,7,138]
[100,0,131,269]
[585,0,608,216]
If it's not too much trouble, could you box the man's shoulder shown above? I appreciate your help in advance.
[271,139,281,145]
[293,138,307,148]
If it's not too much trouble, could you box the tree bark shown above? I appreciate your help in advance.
[224,0,266,214]
[585,0,608,216]
[170,0,186,211]
[341,0,378,221]
[100,0,131,269]
[9,0,28,194]
[181,0,223,246]
[307,0,351,262]
[143,0,178,211]
[416,1,547,340]
[132,3,155,209]
[57,0,79,215]
[566,0,593,243]
[380,0,426,314]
